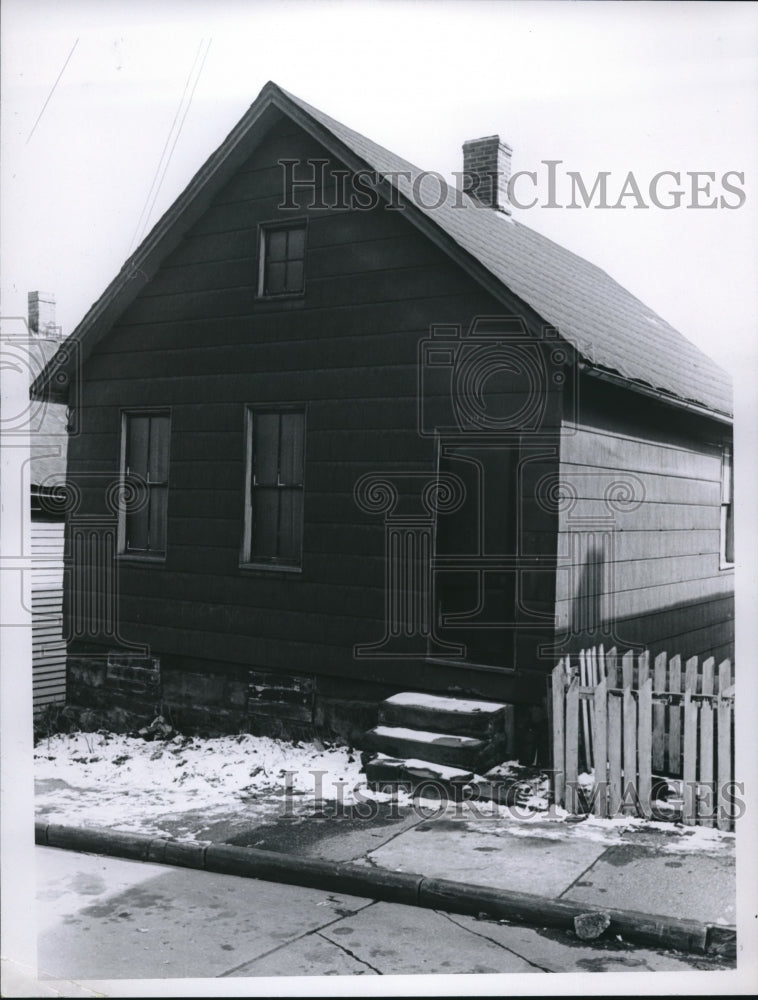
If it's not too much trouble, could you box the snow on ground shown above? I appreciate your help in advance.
[35,731,380,842]
[34,732,736,855]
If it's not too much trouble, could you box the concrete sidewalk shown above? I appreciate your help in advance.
[225,799,736,947]
[34,799,737,959]
[34,845,720,983]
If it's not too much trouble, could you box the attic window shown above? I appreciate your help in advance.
[258,222,306,297]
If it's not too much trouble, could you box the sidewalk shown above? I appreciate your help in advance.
[33,844,717,984]
[34,795,736,958]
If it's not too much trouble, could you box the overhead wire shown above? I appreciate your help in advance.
[128,36,213,253]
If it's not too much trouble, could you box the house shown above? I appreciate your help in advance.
[27,292,68,712]
[31,83,733,765]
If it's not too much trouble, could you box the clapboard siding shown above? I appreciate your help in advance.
[555,376,733,661]
[66,115,561,689]
[31,521,66,709]
[555,571,733,624]
[555,528,721,562]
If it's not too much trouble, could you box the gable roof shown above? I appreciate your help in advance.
[32,81,732,420]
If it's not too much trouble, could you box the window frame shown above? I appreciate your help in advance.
[117,408,171,564]
[240,404,306,573]
[720,442,734,569]
[256,219,307,300]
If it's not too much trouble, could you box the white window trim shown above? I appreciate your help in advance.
[117,408,171,563]
[719,443,734,570]
[240,405,306,573]
[256,219,307,299]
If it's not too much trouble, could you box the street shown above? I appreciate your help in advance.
[35,845,717,983]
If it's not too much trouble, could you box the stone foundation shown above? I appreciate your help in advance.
[63,649,547,760]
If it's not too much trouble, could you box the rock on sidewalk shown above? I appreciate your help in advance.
[574,911,611,940]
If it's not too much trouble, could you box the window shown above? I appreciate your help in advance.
[720,444,734,567]
[242,408,305,569]
[258,223,306,297]
[119,411,170,559]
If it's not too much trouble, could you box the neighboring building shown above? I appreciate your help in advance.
[28,293,68,711]
[31,84,733,758]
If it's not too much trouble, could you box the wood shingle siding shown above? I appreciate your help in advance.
[62,115,560,698]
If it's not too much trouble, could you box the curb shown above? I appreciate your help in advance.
[35,821,733,956]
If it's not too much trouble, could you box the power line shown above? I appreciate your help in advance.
[27,38,79,145]
[129,37,213,253]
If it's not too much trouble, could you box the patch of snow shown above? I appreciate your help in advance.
[371,726,482,746]
[484,760,525,778]
[35,732,377,842]
[384,692,507,714]
[34,732,737,855]
[403,759,476,781]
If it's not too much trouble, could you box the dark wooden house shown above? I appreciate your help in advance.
[32,83,733,761]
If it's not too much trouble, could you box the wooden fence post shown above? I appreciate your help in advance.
[551,660,566,809]
[638,676,652,818]
[622,651,636,814]
[592,674,608,817]
[565,674,580,811]
[668,654,682,775]
[597,643,606,682]
[699,657,715,827]
[652,651,667,773]
[682,671,698,827]
[579,649,592,773]
[607,648,622,816]
[605,647,618,688]
[638,650,650,687]
[716,659,733,832]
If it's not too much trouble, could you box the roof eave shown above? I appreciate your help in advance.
[579,362,733,426]
[31,83,565,402]
[31,83,294,401]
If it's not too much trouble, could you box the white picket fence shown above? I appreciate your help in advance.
[551,645,735,830]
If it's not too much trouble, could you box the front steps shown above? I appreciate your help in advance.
[360,691,516,780]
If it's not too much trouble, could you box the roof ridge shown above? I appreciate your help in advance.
[31,81,732,419]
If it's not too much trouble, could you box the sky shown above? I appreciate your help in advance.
[2,0,757,383]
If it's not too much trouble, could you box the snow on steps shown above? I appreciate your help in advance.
[368,753,478,784]
[361,690,516,773]
[362,753,533,807]
[361,724,488,770]
[380,691,514,740]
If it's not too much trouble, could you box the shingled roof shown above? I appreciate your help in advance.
[32,82,732,419]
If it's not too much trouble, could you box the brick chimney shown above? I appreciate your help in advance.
[462,135,512,215]
[28,291,59,338]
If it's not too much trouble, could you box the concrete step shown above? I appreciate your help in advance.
[363,753,478,785]
[379,691,514,741]
[362,753,535,807]
[361,724,491,771]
